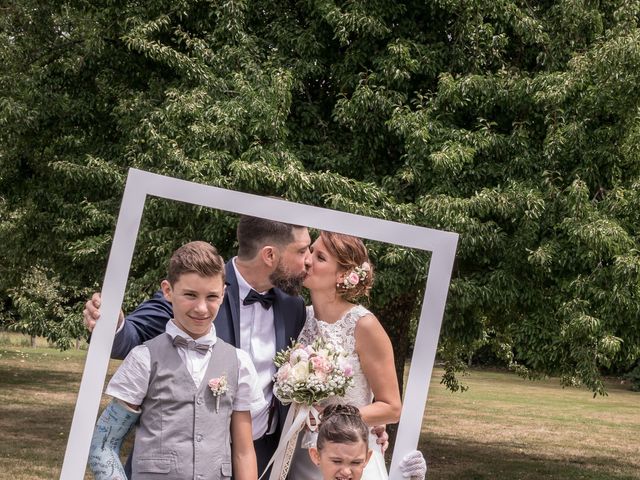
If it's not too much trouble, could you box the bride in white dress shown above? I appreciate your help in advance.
[288,231,402,479]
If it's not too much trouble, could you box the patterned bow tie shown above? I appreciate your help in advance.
[243,289,276,309]
[173,335,211,355]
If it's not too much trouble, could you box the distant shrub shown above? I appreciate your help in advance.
[623,364,640,392]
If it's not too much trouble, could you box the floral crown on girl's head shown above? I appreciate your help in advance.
[337,262,371,290]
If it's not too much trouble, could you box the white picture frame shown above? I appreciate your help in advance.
[60,168,458,479]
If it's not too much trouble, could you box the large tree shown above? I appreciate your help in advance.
[1,0,639,394]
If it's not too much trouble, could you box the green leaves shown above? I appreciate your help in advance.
[1,0,639,394]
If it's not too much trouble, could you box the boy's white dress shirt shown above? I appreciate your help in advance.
[106,320,267,425]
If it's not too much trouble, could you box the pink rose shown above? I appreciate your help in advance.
[277,363,291,382]
[339,358,353,377]
[311,355,332,374]
[347,272,360,285]
[208,375,228,396]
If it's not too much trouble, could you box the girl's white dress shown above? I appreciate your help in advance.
[287,305,389,480]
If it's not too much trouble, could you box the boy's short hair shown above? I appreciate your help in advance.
[167,241,225,285]
[236,216,302,259]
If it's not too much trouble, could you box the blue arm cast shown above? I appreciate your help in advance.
[88,399,140,480]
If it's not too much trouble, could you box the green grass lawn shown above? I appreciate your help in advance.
[419,369,640,480]
[1,335,638,479]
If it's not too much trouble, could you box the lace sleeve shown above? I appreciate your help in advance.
[296,307,318,345]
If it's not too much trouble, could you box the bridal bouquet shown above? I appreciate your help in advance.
[272,338,354,405]
[262,339,354,480]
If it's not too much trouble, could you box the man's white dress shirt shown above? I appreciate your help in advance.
[232,258,278,438]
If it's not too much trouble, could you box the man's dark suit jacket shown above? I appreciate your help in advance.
[110,260,306,475]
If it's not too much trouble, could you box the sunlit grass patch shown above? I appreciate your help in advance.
[420,368,640,480]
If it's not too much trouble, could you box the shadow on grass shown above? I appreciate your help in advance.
[0,379,78,478]
[0,363,84,393]
[0,356,118,479]
[420,434,639,480]
[1,357,134,480]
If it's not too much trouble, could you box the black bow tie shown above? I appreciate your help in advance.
[243,289,276,309]
[173,335,211,355]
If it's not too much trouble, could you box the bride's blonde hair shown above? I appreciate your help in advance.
[319,231,375,301]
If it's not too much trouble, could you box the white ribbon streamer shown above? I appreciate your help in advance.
[259,404,321,480]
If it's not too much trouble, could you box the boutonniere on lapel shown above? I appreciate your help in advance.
[208,375,228,413]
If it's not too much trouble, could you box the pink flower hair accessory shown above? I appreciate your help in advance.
[338,262,371,290]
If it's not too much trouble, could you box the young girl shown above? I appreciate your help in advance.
[309,404,427,480]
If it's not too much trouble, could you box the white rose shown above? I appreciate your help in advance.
[290,361,310,383]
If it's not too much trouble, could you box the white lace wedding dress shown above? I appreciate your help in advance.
[287,305,389,480]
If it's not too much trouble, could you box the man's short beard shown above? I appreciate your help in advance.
[270,261,306,296]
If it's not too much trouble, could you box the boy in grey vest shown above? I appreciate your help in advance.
[88,241,266,480]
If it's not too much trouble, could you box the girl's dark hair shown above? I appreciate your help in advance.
[316,404,369,450]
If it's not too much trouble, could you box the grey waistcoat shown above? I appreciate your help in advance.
[133,333,238,480]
